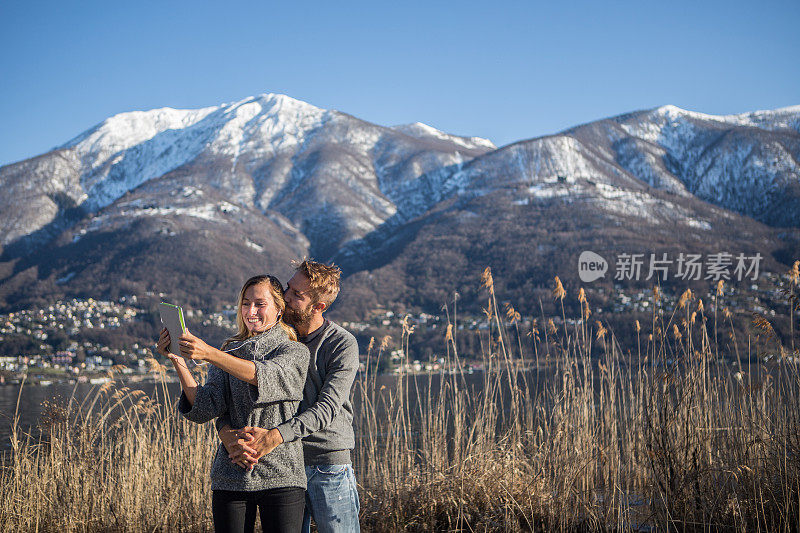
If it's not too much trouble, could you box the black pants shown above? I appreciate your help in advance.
[212,487,305,533]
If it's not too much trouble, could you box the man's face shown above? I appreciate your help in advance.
[283,272,315,327]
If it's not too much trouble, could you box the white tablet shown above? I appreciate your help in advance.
[158,302,186,356]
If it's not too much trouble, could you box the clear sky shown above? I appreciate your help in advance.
[1,0,798,166]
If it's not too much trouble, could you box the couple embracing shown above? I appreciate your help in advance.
[157,260,360,533]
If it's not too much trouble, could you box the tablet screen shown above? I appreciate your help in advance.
[158,302,186,356]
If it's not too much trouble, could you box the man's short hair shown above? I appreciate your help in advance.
[295,259,341,307]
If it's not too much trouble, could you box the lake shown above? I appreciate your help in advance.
[0,369,511,451]
[0,361,761,453]
[0,380,184,451]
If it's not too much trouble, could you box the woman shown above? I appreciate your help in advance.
[157,275,310,533]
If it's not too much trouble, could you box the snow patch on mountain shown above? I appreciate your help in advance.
[392,122,496,151]
[213,94,330,161]
[458,135,621,195]
[62,105,220,169]
[245,240,264,252]
[653,104,800,132]
[75,202,241,239]
[614,138,690,195]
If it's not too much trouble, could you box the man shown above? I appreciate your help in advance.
[218,260,361,533]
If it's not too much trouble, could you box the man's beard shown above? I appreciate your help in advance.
[284,303,314,328]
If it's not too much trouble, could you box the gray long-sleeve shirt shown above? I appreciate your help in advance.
[178,326,310,491]
[275,320,359,465]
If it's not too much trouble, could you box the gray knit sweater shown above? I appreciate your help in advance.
[178,325,310,491]
[275,320,359,465]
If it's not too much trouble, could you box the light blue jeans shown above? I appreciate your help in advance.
[302,464,360,533]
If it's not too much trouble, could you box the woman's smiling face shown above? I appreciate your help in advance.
[241,283,279,333]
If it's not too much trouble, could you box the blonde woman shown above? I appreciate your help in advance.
[157,275,309,533]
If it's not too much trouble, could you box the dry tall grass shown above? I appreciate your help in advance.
[1,269,799,532]
[0,362,217,532]
[354,270,800,532]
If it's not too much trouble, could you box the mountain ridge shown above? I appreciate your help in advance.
[0,95,798,317]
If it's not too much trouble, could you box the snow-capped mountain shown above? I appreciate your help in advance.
[439,104,800,227]
[0,93,495,257]
[0,95,797,315]
[332,104,800,276]
[608,105,800,226]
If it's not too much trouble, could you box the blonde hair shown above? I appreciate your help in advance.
[222,275,297,349]
[294,259,341,307]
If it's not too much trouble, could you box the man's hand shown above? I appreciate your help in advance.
[218,425,258,470]
[236,427,284,461]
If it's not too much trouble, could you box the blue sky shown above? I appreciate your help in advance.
[1,0,798,166]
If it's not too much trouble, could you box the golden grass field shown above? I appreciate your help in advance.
[2,265,799,532]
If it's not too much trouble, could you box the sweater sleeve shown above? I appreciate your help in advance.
[248,343,309,405]
[275,332,358,443]
[178,364,230,424]
[214,413,231,432]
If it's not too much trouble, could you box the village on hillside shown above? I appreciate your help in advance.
[0,272,790,386]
